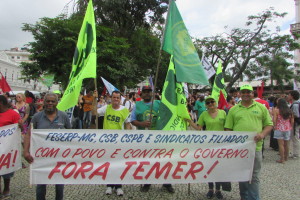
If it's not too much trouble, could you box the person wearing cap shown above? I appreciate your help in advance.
[224,84,273,200]
[188,96,226,199]
[130,85,175,193]
[131,86,159,130]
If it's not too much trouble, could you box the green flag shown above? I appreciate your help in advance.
[162,0,209,85]
[211,60,227,102]
[39,74,54,88]
[57,0,96,111]
[156,56,190,130]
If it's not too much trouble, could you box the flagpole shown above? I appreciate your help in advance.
[149,0,172,121]
[94,78,98,129]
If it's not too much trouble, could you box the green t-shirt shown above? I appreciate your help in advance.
[224,100,273,151]
[135,100,160,130]
[195,100,206,118]
[103,104,130,130]
[197,109,226,131]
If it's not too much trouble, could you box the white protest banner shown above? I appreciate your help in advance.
[202,56,216,80]
[30,129,256,185]
[0,124,21,175]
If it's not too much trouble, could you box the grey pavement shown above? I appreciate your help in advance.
[4,136,300,200]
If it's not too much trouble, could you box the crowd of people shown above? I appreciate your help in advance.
[0,85,299,200]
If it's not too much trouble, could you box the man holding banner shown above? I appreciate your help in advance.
[131,86,160,131]
[24,93,71,200]
[97,90,131,196]
[0,95,21,199]
[131,86,175,193]
[225,85,273,200]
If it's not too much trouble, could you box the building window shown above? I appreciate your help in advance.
[11,56,14,59]
[17,56,20,59]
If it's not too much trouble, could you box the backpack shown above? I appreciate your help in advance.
[291,102,300,124]
[123,99,133,112]
[123,99,132,111]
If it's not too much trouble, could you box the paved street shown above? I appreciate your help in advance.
[5,136,300,200]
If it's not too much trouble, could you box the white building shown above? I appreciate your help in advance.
[291,0,300,87]
[0,47,59,92]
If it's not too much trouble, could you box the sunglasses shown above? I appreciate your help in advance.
[241,90,252,94]
[206,100,215,105]
[46,100,56,103]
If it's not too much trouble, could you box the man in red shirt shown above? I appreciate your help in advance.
[254,91,270,110]
[0,95,21,198]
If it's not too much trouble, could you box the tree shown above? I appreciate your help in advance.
[20,1,169,91]
[244,34,298,93]
[76,0,169,90]
[195,8,299,90]
[76,0,168,36]
[21,16,81,87]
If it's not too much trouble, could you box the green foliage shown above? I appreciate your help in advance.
[21,16,82,87]
[76,0,168,35]
[20,1,168,91]
[195,8,299,91]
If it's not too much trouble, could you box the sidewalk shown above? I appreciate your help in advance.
[7,136,300,200]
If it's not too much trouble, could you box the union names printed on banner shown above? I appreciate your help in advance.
[30,129,256,185]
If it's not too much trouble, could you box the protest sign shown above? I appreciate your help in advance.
[0,124,21,175]
[30,129,256,185]
[202,56,216,80]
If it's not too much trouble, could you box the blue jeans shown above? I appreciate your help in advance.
[239,151,262,200]
[36,184,64,200]
[72,117,82,129]
[83,110,92,128]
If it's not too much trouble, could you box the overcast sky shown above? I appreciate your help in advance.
[0,0,296,50]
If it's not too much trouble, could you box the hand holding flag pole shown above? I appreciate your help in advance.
[57,0,97,111]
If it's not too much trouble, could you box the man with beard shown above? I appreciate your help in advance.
[225,85,273,200]
[24,93,71,200]
[130,86,175,193]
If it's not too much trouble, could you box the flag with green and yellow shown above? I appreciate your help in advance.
[156,56,190,130]
[57,0,96,111]
[211,60,227,103]
[39,74,54,88]
[162,0,209,85]
[156,0,209,130]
